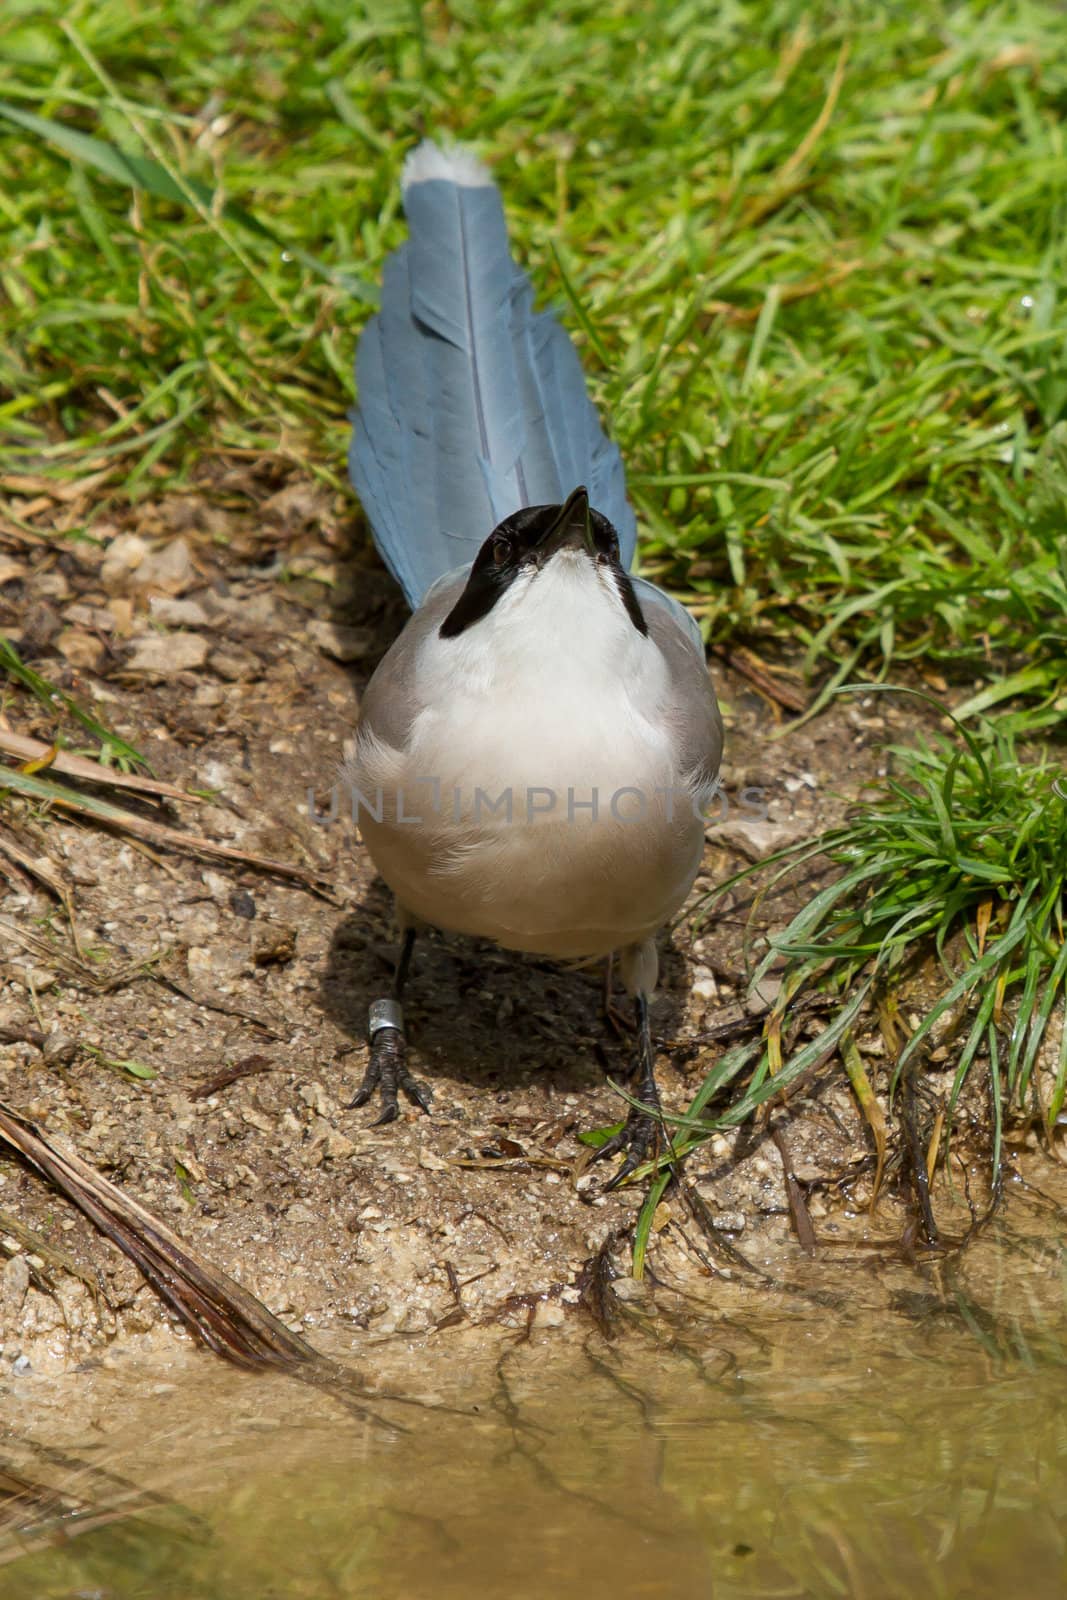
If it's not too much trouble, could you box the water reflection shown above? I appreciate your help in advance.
[3,1206,1066,1598]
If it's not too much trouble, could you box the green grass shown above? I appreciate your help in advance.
[630,701,1065,1241]
[1,0,1065,714]
[605,705,1065,1257]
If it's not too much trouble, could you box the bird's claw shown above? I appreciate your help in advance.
[347,1004,431,1124]
[592,1101,669,1190]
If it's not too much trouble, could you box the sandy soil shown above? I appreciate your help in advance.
[0,471,965,1373]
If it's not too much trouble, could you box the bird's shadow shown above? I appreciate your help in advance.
[319,875,689,1113]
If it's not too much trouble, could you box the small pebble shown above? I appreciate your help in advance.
[42,1029,79,1067]
[230,889,257,920]
[710,1211,746,1233]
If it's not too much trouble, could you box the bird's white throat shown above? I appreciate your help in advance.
[405,553,674,804]
[422,552,664,704]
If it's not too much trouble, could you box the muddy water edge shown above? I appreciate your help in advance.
[2,1168,1067,1599]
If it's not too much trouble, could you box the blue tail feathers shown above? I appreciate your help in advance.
[349,141,637,607]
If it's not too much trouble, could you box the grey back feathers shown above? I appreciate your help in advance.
[349,141,636,607]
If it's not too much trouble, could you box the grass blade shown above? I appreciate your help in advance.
[0,636,149,770]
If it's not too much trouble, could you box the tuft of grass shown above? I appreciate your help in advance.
[0,0,1064,710]
[678,700,1067,1218]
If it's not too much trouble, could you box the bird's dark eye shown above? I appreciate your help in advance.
[492,538,511,568]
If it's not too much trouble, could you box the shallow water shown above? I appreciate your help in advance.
[3,1203,1067,1599]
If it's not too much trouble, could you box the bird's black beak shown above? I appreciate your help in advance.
[539,486,594,559]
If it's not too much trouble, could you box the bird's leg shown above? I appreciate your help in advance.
[601,952,635,1039]
[348,924,432,1125]
[593,940,673,1189]
[594,995,667,1188]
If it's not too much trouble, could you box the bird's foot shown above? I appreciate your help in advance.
[347,1000,432,1125]
[592,1088,672,1191]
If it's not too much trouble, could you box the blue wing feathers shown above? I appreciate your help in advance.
[350,142,636,606]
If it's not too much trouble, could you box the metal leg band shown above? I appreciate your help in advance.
[369,998,405,1040]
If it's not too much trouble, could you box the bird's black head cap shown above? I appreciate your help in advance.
[439,486,647,639]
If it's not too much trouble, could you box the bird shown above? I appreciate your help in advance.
[345,140,723,1186]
